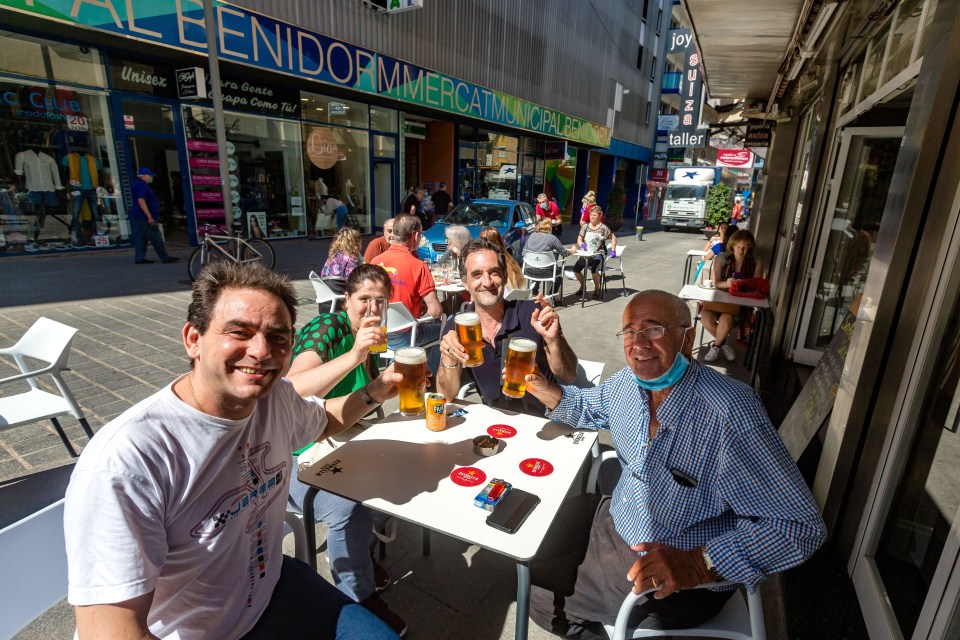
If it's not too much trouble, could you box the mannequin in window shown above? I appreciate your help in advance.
[344,178,357,208]
[315,177,328,198]
[14,140,62,220]
[62,145,102,245]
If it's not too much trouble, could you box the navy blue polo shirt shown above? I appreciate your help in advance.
[130,177,159,221]
[442,299,557,416]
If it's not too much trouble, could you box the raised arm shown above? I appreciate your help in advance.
[76,593,158,640]
[531,294,578,384]
[286,315,385,399]
[422,290,443,319]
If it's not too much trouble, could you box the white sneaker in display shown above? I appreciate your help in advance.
[721,343,736,362]
[704,345,720,362]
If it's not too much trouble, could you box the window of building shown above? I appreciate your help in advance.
[479,132,518,199]
[637,44,644,71]
[651,56,658,81]
[300,92,369,129]
[0,31,105,88]
[370,106,398,133]
[645,101,652,125]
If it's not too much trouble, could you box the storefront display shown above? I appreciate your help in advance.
[479,132,519,199]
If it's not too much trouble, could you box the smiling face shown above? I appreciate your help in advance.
[184,287,294,419]
[621,293,693,381]
[463,248,505,310]
[344,278,390,329]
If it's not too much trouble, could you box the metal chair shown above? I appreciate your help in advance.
[522,252,564,305]
[604,245,627,296]
[308,270,345,314]
[0,317,95,457]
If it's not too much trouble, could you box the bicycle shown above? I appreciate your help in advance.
[187,222,276,281]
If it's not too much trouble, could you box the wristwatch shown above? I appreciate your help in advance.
[359,385,378,406]
[700,546,722,582]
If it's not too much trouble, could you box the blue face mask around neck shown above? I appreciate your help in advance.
[635,350,689,391]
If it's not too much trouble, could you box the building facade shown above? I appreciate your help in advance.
[0,0,660,257]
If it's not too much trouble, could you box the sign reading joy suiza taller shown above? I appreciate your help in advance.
[0,0,611,148]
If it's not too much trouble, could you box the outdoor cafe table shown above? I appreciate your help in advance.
[567,249,607,307]
[683,249,709,286]
[678,283,770,385]
[298,401,599,640]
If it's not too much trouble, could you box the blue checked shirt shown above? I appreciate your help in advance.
[548,362,826,592]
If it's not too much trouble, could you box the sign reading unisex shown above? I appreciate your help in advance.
[667,29,706,148]
[0,0,610,148]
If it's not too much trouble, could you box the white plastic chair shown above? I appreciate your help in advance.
[0,317,95,457]
[283,507,311,564]
[582,452,766,640]
[504,287,533,301]
[0,499,68,638]
[522,252,564,305]
[383,301,443,360]
[604,245,627,296]
[309,270,345,314]
[573,359,604,388]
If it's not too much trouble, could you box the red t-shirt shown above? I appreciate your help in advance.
[537,200,561,223]
[363,235,390,263]
[372,244,436,317]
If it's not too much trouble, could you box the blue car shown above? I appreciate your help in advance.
[417,199,537,262]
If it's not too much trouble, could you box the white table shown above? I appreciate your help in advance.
[568,250,607,306]
[298,401,598,640]
[678,284,770,385]
[683,249,709,286]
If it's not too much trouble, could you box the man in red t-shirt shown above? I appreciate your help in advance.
[363,217,394,264]
[536,193,562,237]
[372,215,443,370]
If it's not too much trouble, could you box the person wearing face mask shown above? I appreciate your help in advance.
[522,290,825,638]
[535,192,562,236]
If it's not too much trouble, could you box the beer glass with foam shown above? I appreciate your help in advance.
[366,298,388,354]
[455,312,483,367]
[502,337,537,398]
[395,347,427,415]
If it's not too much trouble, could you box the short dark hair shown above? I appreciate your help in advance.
[392,214,421,244]
[345,263,392,297]
[187,262,298,335]
[459,237,506,279]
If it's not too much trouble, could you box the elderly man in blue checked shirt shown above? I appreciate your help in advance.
[524,289,826,638]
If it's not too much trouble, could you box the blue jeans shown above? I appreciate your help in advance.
[242,555,399,639]
[288,457,378,602]
[69,188,99,237]
[335,204,348,229]
[387,321,442,374]
[131,216,171,262]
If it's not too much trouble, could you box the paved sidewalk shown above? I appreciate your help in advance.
[3,228,767,640]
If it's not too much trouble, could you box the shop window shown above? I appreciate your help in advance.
[370,106,398,133]
[917,0,941,59]
[301,92,369,129]
[302,124,370,237]
[859,24,890,102]
[0,32,105,88]
[373,134,396,157]
[0,80,123,253]
[479,133,518,199]
[884,0,925,84]
[183,106,305,239]
[121,100,174,135]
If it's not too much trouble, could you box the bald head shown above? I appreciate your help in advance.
[622,290,691,329]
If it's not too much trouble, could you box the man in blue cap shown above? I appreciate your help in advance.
[131,166,178,264]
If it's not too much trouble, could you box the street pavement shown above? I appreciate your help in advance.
[2,228,772,639]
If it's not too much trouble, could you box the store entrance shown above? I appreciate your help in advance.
[373,160,396,227]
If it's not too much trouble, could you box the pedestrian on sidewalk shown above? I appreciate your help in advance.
[130,167,178,264]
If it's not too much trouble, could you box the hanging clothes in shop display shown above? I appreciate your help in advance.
[63,148,101,243]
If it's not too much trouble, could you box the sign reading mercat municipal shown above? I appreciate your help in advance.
[0,0,610,148]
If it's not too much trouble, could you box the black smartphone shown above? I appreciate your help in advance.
[486,488,540,534]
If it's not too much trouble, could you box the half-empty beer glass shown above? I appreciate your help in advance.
[455,312,484,367]
[366,298,388,354]
[395,347,427,415]
[502,338,537,398]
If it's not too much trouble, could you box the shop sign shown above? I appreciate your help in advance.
[123,114,135,129]
[745,124,772,148]
[1,0,610,147]
[497,164,517,179]
[667,28,706,149]
[306,126,345,169]
[219,78,300,118]
[716,148,754,169]
[1,83,83,122]
[657,115,678,132]
[177,67,208,100]
[403,122,427,139]
[650,168,669,182]
[388,0,423,12]
[328,101,347,115]
[109,55,177,98]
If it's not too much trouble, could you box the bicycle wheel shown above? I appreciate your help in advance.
[187,246,206,281]
[241,238,276,270]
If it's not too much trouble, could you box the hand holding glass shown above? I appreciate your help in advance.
[502,338,537,398]
[455,312,484,367]
[365,298,388,353]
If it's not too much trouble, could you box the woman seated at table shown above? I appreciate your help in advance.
[480,226,525,291]
[285,264,407,635]
[522,218,570,295]
[321,226,363,294]
[702,229,764,364]
[703,221,734,255]
[571,204,616,300]
[436,224,471,272]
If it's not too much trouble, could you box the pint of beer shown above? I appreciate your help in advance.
[455,312,484,367]
[366,298,388,354]
[395,347,427,415]
[502,338,537,398]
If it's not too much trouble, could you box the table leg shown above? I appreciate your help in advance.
[422,527,431,556]
[515,561,531,640]
[303,486,319,571]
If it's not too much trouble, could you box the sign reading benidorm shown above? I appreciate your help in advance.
[0,0,610,148]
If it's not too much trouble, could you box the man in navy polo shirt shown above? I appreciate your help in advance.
[435,237,578,415]
[130,166,178,265]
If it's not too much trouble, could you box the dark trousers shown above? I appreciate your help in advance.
[131,216,171,262]
[243,555,400,639]
[529,495,733,639]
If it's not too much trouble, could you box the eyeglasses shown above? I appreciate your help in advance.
[615,325,690,342]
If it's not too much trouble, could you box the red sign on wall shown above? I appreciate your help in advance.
[716,149,754,169]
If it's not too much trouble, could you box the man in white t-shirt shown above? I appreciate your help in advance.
[64,262,404,640]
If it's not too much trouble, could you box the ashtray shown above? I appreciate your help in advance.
[699,284,715,290]
[473,435,500,456]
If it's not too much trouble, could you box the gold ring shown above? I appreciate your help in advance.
[651,577,658,589]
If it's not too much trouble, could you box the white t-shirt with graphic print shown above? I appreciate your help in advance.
[65,378,326,640]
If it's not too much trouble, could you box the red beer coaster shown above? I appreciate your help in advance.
[449,467,487,487]
[519,458,555,477]
[487,424,517,438]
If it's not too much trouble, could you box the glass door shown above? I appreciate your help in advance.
[372,160,395,229]
[792,127,904,365]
